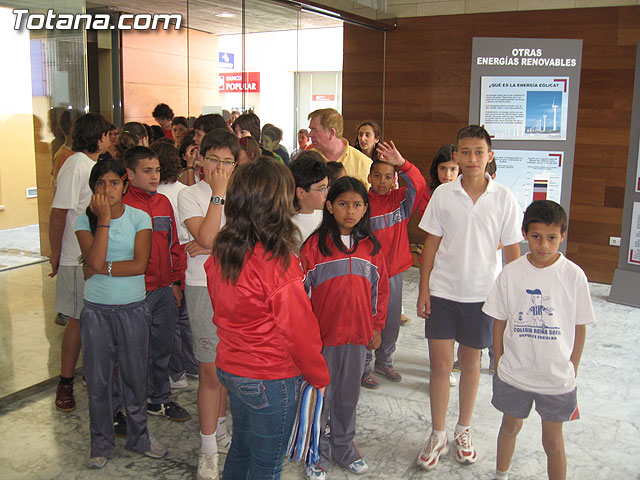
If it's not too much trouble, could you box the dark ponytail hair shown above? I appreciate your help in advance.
[85,159,128,234]
[317,176,380,257]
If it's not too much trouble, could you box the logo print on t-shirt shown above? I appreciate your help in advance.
[514,288,561,340]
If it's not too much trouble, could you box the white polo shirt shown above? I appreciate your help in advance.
[418,174,523,303]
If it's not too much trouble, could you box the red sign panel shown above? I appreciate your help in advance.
[219,72,260,93]
[312,94,335,101]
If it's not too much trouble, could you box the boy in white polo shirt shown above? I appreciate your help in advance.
[416,125,523,471]
[483,200,595,480]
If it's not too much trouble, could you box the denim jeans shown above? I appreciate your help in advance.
[217,368,302,480]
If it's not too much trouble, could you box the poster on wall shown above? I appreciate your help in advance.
[480,76,569,140]
[493,149,564,211]
[636,134,640,192]
[628,202,640,265]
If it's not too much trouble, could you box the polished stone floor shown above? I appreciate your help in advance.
[0,266,638,479]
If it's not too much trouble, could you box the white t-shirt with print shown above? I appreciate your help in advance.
[418,174,523,302]
[158,181,190,245]
[482,254,596,395]
[178,180,225,287]
[51,152,95,266]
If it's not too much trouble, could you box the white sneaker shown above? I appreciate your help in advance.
[169,372,188,390]
[454,427,477,464]
[416,432,449,471]
[305,464,326,479]
[144,433,168,459]
[346,458,369,474]
[449,372,457,387]
[85,451,107,469]
[217,431,232,454]
[197,452,219,480]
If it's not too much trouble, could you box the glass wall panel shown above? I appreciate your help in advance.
[0,0,87,260]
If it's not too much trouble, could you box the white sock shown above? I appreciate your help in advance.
[216,416,228,438]
[495,469,509,480]
[200,431,218,454]
[455,423,470,434]
[432,429,446,440]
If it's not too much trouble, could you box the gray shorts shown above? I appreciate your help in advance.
[55,265,85,319]
[185,285,218,363]
[491,373,579,423]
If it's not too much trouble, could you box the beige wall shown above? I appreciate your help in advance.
[386,0,640,17]
[121,28,220,124]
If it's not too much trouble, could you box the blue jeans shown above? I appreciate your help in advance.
[217,368,302,480]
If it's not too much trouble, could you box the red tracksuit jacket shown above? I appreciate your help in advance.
[369,160,426,278]
[300,233,389,347]
[123,185,182,291]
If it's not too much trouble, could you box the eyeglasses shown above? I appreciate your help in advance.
[205,157,236,167]
[308,185,329,194]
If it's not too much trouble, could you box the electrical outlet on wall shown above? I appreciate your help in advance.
[609,237,621,247]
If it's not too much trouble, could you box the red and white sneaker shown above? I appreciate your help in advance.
[453,427,477,464]
[416,432,449,470]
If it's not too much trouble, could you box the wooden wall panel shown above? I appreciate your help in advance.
[343,6,640,284]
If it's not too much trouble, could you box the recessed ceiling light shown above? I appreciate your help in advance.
[215,13,235,18]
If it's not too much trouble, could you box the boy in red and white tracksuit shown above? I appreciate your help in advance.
[363,142,426,385]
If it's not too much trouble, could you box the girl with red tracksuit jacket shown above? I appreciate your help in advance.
[205,159,329,480]
[300,176,389,480]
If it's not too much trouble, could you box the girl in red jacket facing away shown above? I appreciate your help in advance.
[205,158,330,480]
[301,176,390,480]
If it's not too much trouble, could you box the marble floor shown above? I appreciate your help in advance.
[0,266,639,479]
[0,224,46,271]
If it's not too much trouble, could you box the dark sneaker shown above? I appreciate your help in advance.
[147,401,191,422]
[375,364,402,382]
[361,372,380,389]
[55,313,69,326]
[113,412,127,438]
[55,383,75,412]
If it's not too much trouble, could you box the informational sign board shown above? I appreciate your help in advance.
[493,150,564,211]
[470,38,582,254]
[218,52,234,70]
[628,202,640,266]
[480,76,569,140]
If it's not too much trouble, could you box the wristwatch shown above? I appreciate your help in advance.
[210,195,224,205]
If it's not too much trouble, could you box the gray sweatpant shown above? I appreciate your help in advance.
[146,286,177,404]
[364,273,403,372]
[80,300,152,457]
[319,344,367,471]
[169,300,198,381]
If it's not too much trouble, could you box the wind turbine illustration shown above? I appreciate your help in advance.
[552,99,559,132]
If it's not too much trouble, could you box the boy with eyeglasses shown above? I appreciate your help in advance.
[289,151,330,246]
[178,128,239,480]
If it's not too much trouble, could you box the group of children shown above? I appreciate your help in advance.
[50,106,594,480]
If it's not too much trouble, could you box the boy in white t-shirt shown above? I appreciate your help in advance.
[289,151,330,246]
[416,125,523,471]
[483,200,595,480]
[177,129,238,480]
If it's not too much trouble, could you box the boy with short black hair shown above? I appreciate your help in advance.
[152,103,174,139]
[362,142,426,388]
[289,151,330,245]
[416,125,523,471]
[50,112,109,412]
[178,129,239,480]
[122,146,190,423]
[483,200,595,480]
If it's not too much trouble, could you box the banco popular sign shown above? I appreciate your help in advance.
[219,72,260,93]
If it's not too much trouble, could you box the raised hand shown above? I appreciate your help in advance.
[376,141,406,168]
[90,193,111,222]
